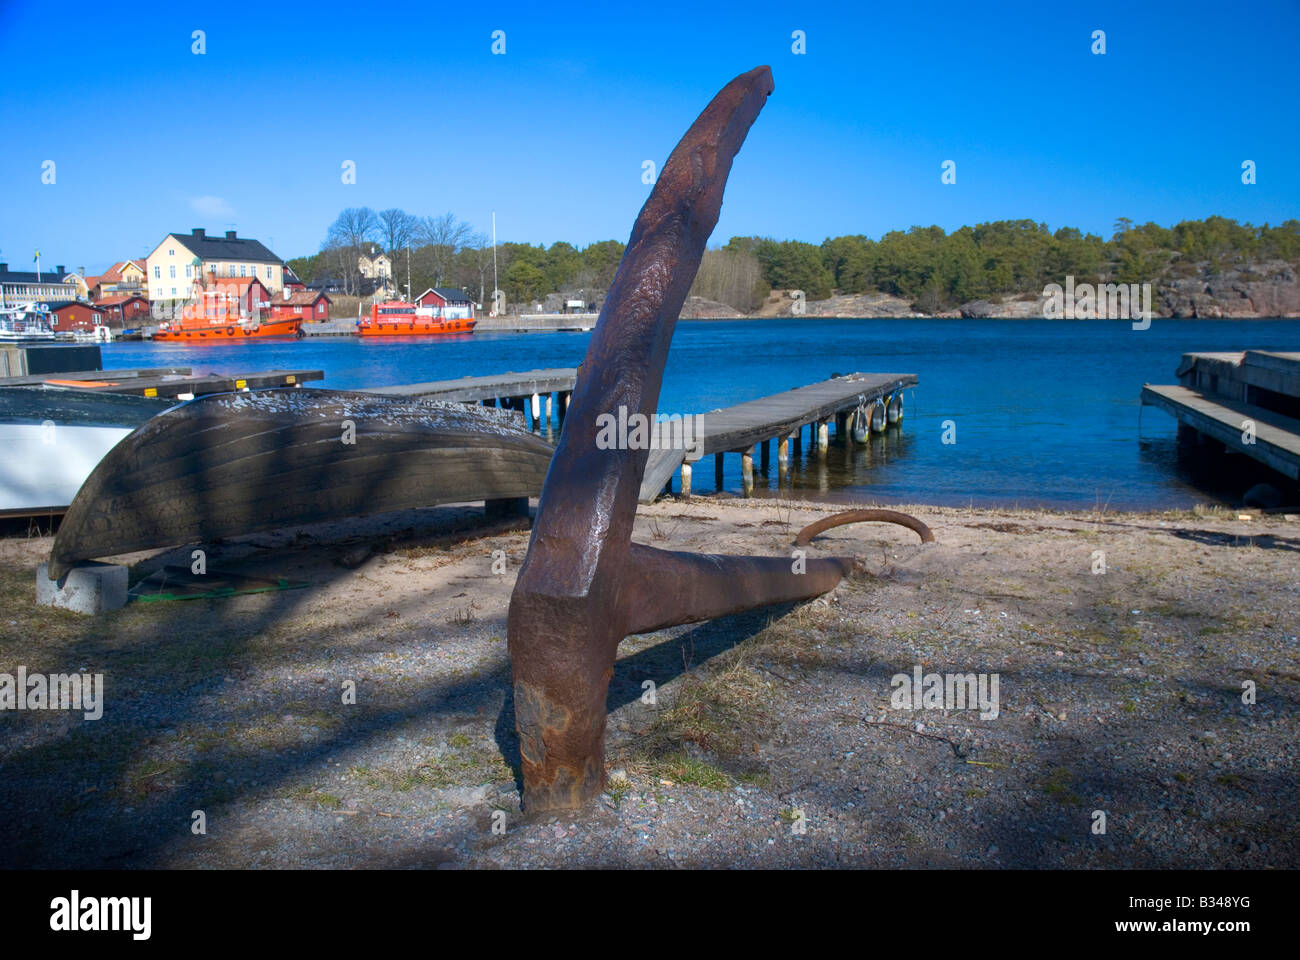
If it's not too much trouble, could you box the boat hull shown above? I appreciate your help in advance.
[47,388,554,579]
[357,318,476,337]
[152,317,302,341]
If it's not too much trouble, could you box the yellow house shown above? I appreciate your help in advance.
[145,228,285,304]
[358,245,391,280]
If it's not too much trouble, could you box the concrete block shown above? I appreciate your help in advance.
[36,561,128,615]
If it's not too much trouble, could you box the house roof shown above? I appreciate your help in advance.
[100,260,146,283]
[47,300,104,312]
[206,276,268,293]
[276,290,332,306]
[415,287,473,304]
[96,294,148,306]
[165,230,282,264]
[83,275,103,289]
[0,267,79,285]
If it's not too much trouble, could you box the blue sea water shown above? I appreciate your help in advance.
[102,317,1300,510]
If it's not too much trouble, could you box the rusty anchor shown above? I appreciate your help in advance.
[507,65,931,812]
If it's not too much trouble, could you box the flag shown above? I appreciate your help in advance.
[33,250,40,262]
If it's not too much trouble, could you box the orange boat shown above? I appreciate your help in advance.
[153,284,302,341]
[357,301,476,337]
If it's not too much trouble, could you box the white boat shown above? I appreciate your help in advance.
[0,387,174,515]
[0,303,58,342]
[57,325,113,343]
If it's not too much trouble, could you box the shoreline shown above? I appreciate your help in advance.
[2,495,1296,868]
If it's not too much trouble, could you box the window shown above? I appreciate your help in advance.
[156,286,163,297]
[169,265,176,279]
[154,266,161,278]
[208,263,216,273]
[266,266,272,279]
[171,287,177,296]
[239,265,246,277]
[185,265,192,278]
[168,249,174,256]
[228,265,236,277]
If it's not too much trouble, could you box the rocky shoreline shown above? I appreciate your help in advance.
[680,260,1300,320]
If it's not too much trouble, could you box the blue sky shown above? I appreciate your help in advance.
[1,0,1296,274]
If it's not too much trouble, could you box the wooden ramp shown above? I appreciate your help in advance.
[364,368,578,402]
[0,367,192,387]
[1141,384,1300,479]
[13,369,324,398]
[637,371,917,502]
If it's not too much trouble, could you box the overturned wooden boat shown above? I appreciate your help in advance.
[47,388,555,580]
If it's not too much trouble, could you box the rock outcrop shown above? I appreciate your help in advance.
[680,296,745,318]
[1157,261,1300,318]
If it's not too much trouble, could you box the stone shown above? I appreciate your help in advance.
[36,561,128,615]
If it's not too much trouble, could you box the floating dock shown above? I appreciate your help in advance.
[1142,351,1300,482]
[0,368,324,399]
[365,368,579,431]
[639,371,917,501]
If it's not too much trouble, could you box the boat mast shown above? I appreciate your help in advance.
[491,212,498,316]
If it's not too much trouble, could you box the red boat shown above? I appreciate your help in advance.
[357,301,476,337]
[153,283,301,341]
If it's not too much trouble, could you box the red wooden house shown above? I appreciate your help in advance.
[206,276,272,315]
[48,300,106,332]
[95,294,150,326]
[413,287,475,319]
[268,289,332,321]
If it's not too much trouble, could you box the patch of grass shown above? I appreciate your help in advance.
[649,751,732,791]
[350,743,513,792]
[278,784,342,808]
[1041,766,1081,805]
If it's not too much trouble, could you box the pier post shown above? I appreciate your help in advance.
[778,435,789,480]
[531,392,541,429]
[545,394,553,431]
[760,438,770,475]
[715,452,724,490]
[835,410,847,438]
[680,460,692,498]
[741,446,755,496]
[817,419,829,456]
[793,424,803,458]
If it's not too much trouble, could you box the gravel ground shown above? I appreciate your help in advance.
[1,497,1297,868]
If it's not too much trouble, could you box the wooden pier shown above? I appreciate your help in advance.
[638,371,917,501]
[0,368,324,399]
[472,315,598,333]
[364,367,580,433]
[1142,351,1300,482]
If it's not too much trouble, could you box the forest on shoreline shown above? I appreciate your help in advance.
[289,212,1300,313]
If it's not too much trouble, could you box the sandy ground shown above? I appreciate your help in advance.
[1,496,1297,869]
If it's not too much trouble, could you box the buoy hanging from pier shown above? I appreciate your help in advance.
[887,389,904,424]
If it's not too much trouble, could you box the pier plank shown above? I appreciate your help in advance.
[695,372,916,455]
[1141,384,1300,479]
[0,367,192,387]
[363,368,578,402]
[17,369,323,398]
[636,371,917,502]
